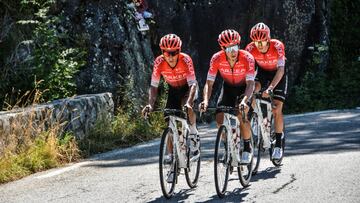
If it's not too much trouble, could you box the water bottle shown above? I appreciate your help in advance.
[233,128,241,163]
[262,118,271,149]
[178,128,187,167]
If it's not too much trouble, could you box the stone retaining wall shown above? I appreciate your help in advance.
[0,93,114,155]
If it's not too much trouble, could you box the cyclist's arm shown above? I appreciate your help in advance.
[268,66,284,90]
[148,86,158,108]
[203,80,214,103]
[244,80,255,103]
[149,57,163,107]
[269,41,286,90]
[186,83,197,104]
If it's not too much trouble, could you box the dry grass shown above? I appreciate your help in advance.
[0,82,80,184]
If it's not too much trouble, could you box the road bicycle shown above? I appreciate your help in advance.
[146,108,201,199]
[213,106,253,198]
[250,91,285,175]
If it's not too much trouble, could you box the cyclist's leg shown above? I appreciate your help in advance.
[272,100,284,134]
[165,85,187,156]
[272,73,287,159]
[180,85,200,155]
[215,83,228,128]
[236,91,250,141]
[254,64,263,93]
[272,73,287,145]
[216,83,233,140]
[234,86,253,164]
[181,85,198,133]
[239,112,252,163]
[252,67,264,109]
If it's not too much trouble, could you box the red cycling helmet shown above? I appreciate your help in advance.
[159,34,182,51]
[250,22,271,41]
[218,29,241,49]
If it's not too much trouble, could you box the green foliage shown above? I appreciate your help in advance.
[80,108,166,156]
[286,1,360,113]
[0,0,86,107]
[23,0,86,101]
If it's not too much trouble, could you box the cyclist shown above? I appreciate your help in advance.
[200,29,255,164]
[245,22,287,160]
[142,34,199,182]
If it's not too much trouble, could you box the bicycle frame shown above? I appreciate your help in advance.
[253,94,273,149]
[222,112,241,167]
[166,114,190,169]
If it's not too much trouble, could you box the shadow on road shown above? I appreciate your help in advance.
[148,187,250,203]
[147,188,196,203]
[251,166,281,182]
[85,110,360,169]
[284,110,360,156]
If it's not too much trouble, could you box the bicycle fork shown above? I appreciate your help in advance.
[224,115,241,167]
[169,118,188,169]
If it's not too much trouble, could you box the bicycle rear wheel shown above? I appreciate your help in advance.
[214,125,230,198]
[238,134,253,187]
[159,128,177,199]
[250,113,262,175]
[185,132,201,188]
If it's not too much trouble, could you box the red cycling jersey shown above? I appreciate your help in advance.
[151,53,197,88]
[207,50,255,86]
[245,39,286,71]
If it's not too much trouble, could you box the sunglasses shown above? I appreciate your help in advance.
[163,50,180,57]
[225,45,239,53]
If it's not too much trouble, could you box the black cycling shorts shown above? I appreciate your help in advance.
[216,82,246,114]
[255,67,288,102]
[165,85,198,110]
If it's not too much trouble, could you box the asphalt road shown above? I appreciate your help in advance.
[1,109,360,202]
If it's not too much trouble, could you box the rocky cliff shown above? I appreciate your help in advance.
[0,0,331,107]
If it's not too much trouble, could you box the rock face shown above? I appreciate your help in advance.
[1,0,331,108]
[56,0,154,107]
[0,93,114,156]
[148,0,330,104]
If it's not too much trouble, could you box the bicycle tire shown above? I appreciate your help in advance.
[250,113,262,175]
[214,125,230,198]
[185,131,201,188]
[237,132,253,187]
[159,128,177,199]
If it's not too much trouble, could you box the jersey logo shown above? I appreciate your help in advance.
[274,41,284,56]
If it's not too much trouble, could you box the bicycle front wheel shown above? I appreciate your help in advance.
[238,131,254,187]
[185,132,201,188]
[250,112,262,175]
[159,128,177,199]
[214,125,230,198]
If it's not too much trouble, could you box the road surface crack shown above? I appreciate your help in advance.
[273,174,296,194]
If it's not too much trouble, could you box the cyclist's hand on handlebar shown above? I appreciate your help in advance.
[142,104,153,118]
[183,103,192,111]
[199,101,208,112]
[239,99,249,111]
[262,86,273,98]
